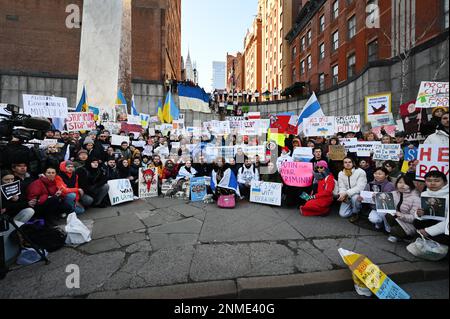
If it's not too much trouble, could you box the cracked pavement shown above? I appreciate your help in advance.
[0,198,445,298]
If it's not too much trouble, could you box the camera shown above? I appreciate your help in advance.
[0,104,51,141]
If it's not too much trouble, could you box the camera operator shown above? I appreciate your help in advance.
[0,135,40,175]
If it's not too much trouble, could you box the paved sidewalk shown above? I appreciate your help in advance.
[0,198,448,299]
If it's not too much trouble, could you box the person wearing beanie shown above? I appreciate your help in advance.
[73,149,89,170]
[300,160,335,217]
[420,106,448,137]
[82,157,109,208]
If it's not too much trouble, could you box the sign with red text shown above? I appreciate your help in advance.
[66,112,96,131]
[416,81,449,109]
[303,116,336,137]
[279,162,314,187]
[335,115,361,134]
[416,144,449,180]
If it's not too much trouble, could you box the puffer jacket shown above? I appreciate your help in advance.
[26,175,58,206]
[392,190,422,236]
[338,168,367,197]
[424,128,449,145]
[55,161,80,201]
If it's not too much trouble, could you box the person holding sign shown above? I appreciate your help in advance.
[299,161,335,217]
[338,157,368,222]
[237,157,260,200]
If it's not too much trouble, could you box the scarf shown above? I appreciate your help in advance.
[344,168,353,177]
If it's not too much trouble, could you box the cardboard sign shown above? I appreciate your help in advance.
[66,112,96,131]
[403,147,418,161]
[190,177,207,202]
[372,144,402,161]
[365,93,392,123]
[280,162,313,187]
[108,179,134,206]
[292,147,314,162]
[335,115,361,133]
[22,94,68,118]
[416,144,449,180]
[356,141,382,157]
[303,116,336,137]
[111,134,130,146]
[375,193,396,215]
[1,180,21,200]
[138,168,158,199]
[416,81,449,109]
[250,181,282,206]
[328,145,347,161]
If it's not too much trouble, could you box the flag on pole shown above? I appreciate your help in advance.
[297,92,324,134]
[75,86,88,112]
[162,90,180,124]
[131,95,139,116]
[64,145,71,161]
[157,99,164,123]
[116,89,127,106]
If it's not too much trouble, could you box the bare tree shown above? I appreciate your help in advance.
[432,40,449,81]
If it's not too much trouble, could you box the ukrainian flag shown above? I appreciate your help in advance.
[162,91,179,124]
[116,89,127,106]
[75,86,88,112]
[157,99,164,123]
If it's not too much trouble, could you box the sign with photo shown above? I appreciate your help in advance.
[303,116,336,137]
[369,113,396,128]
[420,196,447,221]
[161,179,177,196]
[138,168,158,199]
[335,115,361,134]
[360,191,376,204]
[365,93,392,123]
[416,144,449,180]
[372,144,402,161]
[22,94,68,118]
[66,112,96,131]
[416,81,449,109]
[190,177,207,202]
[115,104,128,122]
[1,180,21,200]
[250,181,282,207]
[102,122,121,134]
[375,192,396,215]
[108,179,134,206]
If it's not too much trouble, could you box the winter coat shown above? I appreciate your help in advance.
[338,168,367,198]
[86,165,108,189]
[424,128,449,145]
[419,184,449,237]
[365,179,396,210]
[26,176,59,206]
[55,161,80,201]
[105,166,120,181]
[301,174,335,216]
[392,190,422,236]
[162,165,179,180]
[237,165,259,184]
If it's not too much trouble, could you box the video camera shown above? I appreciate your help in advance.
[0,104,51,141]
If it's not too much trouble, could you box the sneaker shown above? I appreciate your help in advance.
[349,215,359,223]
[375,223,382,230]
[388,236,399,243]
[59,213,68,219]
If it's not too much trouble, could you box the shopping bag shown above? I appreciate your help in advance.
[65,213,92,245]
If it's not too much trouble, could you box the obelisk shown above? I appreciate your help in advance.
[76,0,132,117]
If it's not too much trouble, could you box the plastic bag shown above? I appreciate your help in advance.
[406,234,448,261]
[65,213,92,245]
[17,248,48,265]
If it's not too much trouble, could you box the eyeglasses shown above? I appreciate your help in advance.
[316,167,325,169]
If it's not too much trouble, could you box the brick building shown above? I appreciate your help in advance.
[284,0,449,96]
[244,16,262,97]
[0,0,181,83]
[226,53,245,93]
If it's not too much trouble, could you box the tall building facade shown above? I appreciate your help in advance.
[285,0,448,95]
[244,16,262,95]
[212,61,226,90]
[226,53,245,93]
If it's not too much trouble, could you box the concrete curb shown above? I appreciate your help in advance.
[86,261,449,299]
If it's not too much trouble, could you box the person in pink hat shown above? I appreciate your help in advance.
[300,160,336,217]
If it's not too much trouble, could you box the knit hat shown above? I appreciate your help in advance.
[78,149,88,156]
[315,160,328,169]
[432,106,448,116]
[282,146,290,153]
[83,137,94,145]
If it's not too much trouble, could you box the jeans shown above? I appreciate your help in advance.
[64,193,84,215]
[368,210,390,232]
[339,194,362,218]
[238,183,250,199]
[87,184,110,206]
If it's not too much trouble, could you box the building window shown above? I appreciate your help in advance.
[348,15,356,39]
[368,39,378,62]
[332,1,339,20]
[367,0,378,25]
[307,30,312,45]
[301,37,306,50]
[307,55,312,70]
[347,53,356,77]
[332,31,339,51]
[300,60,305,75]
[319,43,325,60]
[292,46,297,60]
[319,73,325,91]
[445,0,449,29]
[292,67,297,82]
[332,65,339,85]
[319,15,325,33]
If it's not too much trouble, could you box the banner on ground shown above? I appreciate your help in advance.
[416,81,449,109]
[280,162,313,187]
[66,112,96,131]
[365,93,392,123]
[161,179,177,196]
[22,94,68,118]
[335,115,361,134]
[250,181,282,206]
[372,144,402,161]
[303,116,336,137]
[190,177,207,202]
[328,145,347,161]
[416,144,449,180]
[1,180,21,200]
[356,141,382,157]
[138,168,158,199]
[108,179,134,206]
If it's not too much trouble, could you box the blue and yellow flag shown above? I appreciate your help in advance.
[157,99,164,123]
[75,86,88,112]
[116,89,127,106]
[162,90,180,124]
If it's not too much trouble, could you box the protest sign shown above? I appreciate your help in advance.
[328,145,347,161]
[149,116,159,124]
[161,179,177,196]
[250,181,282,206]
[66,112,96,131]
[121,122,142,134]
[375,193,396,215]
[190,177,207,202]
[356,141,381,157]
[280,162,313,187]
[335,115,361,134]
[371,124,397,138]
[132,141,146,148]
[22,94,68,118]
[365,93,392,122]
[403,147,418,161]
[0,103,11,116]
[416,81,449,109]
[41,139,59,148]
[399,101,429,135]
[372,144,402,161]
[115,104,128,122]
[340,138,358,153]
[416,144,449,180]
[339,248,410,299]
[88,106,100,121]
[100,107,115,123]
[111,134,130,146]
[206,121,231,135]
[269,115,298,135]
[160,124,174,135]
[138,168,158,199]
[102,122,121,134]
[421,196,447,221]
[292,147,313,162]
[235,144,266,159]
[360,191,375,204]
[303,116,336,137]
[127,115,141,125]
[1,180,21,200]
[108,179,134,206]
[369,113,396,128]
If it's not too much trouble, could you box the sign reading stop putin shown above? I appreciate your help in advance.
[416,145,449,180]
[66,112,96,131]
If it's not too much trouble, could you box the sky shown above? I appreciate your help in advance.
[182,0,258,92]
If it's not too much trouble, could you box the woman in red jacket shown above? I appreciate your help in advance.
[300,160,335,217]
[27,166,73,224]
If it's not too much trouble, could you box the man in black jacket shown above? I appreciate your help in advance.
[79,158,109,208]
